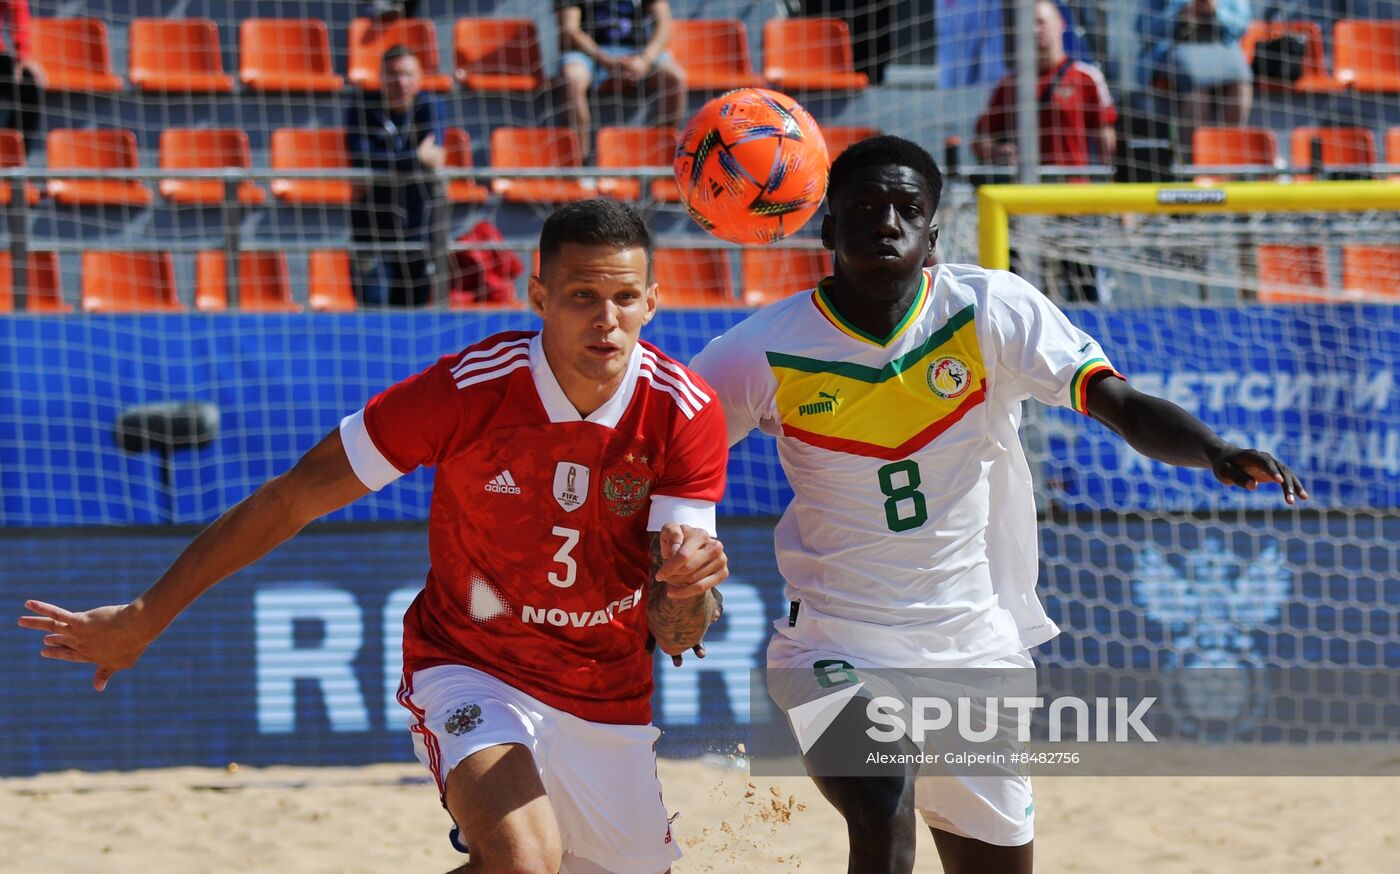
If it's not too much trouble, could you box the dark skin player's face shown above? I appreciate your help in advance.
[820,164,938,335]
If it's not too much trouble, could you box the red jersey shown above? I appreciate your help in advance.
[342,331,728,724]
[975,59,1118,167]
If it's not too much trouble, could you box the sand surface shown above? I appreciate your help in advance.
[3,759,1395,873]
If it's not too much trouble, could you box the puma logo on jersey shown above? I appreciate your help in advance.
[798,389,841,417]
[485,470,521,495]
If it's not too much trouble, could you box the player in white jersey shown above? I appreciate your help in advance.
[690,136,1307,874]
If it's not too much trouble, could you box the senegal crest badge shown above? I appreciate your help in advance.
[445,703,484,736]
[927,356,972,400]
[602,471,652,517]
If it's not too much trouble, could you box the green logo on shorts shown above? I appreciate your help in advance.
[445,704,484,735]
[813,659,859,689]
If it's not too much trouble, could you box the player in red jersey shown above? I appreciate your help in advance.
[19,200,729,874]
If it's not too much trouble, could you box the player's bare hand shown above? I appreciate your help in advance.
[654,522,728,600]
[17,600,152,692]
[654,588,724,667]
[1208,446,1309,505]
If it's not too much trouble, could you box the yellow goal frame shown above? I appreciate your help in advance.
[977,181,1400,269]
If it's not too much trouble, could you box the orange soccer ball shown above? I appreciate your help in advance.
[673,88,830,244]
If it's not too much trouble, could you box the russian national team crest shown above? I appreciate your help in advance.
[926,356,972,400]
[602,471,653,517]
[445,703,484,736]
[553,462,590,512]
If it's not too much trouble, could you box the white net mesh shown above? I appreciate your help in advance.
[0,1,1395,773]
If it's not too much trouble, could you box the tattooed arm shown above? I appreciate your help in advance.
[646,523,728,666]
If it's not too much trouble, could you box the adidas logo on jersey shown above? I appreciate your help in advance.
[485,470,521,495]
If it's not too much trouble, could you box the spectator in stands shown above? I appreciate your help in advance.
[1138,0,1253,150]
[973,0,1116,301]
[557,0,685,163]
[0,0,43,149]
[345,45,446,307]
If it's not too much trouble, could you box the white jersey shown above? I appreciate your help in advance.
[691,264,1121,667]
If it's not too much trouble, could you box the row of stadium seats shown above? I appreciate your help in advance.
[1192,126,1400,183]
[9,121,1388,212]
[1258,245,1400,301]
[1242,19,1400,93]
[0,247,837,313]
[4,242,1393,314]
[29,16,870,95]
[0,124,878,207]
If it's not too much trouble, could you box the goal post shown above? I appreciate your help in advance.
[978,181,1400,270]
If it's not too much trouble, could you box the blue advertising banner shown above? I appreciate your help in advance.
[1044,304,1400,511]
[3,514,1394,776]
[3,304,1395,527]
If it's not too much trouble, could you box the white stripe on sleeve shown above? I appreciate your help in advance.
[339,408,406,491]
[646,495,717,535]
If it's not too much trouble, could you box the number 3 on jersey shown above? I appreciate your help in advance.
[549,526,580,587]
[877,460,928,532]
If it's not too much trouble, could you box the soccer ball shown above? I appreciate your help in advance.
[673,88,829,244]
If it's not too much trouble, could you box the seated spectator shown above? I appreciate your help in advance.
[974,0,1116,301]
[1138,0,1253,150]
[557,0,685,162]
[0,0,44,149]
[345,46,446,307]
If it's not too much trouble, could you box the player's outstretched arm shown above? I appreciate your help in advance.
[1085,373,1309,504]
[647,522,728,667]
[17,428,372,691]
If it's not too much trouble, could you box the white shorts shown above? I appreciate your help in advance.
[767,635,1036,847]
[400,664,681,874]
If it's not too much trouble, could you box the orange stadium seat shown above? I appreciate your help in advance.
[0,131,40,206]
[195,251,300,312]
[1289,126,1377,178]
[442,128,489,204]
[653,248,734,306]
[308,250,357,311]
[822,125,880,160]
[454,19,545,92]
[270,129,353,204]
[0,252,69,313]
[1256,245,1331,302]
[159,129,265,205]
[490,128,593,203]
[128,19,234,93]
[742,248,832,307]
[348,17,453,92]
[596,127,680,202]
[240,19,344,92]
[1191,127,1278,184]
[81,252,182,312]
[46,129,151,206]
[1388,126,1400,180]
[30,18,122,92]
[1240,21,1342,92]
[763,18,869,91]
[1334,20,1400,92]
[668,20,763,91]
[1341,245,1400,297]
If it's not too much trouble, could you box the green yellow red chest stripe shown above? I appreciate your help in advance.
[766,303,987,460]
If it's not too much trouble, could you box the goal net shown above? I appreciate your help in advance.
[2,0,1397,774]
